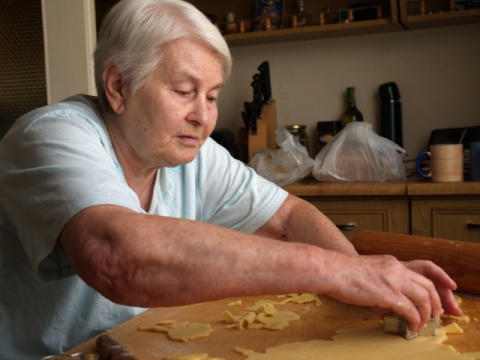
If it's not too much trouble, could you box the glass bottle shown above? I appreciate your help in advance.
[341,87,363,128]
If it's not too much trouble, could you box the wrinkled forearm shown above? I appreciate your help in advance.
[258,194,358,256]
[59,205,337,308]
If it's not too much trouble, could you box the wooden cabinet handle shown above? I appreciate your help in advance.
[336,223,357,230]
[465,223,480,230]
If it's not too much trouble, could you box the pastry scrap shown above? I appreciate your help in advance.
[138,321,213,342]
[442,322,464,334]
[224,293,321,331]
[164,354,224,360]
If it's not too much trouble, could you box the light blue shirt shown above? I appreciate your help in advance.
[0,95,288,359]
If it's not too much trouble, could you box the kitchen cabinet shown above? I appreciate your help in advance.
[283,180,410,240]
[190,0,479,46]
[284,180,480,242]
[307,197,410,240]
[410,197,480,242]
[408,182,480,243]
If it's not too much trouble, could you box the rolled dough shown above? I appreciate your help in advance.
[242,325,480,360]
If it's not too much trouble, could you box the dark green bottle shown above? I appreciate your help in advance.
[341,87,363,128]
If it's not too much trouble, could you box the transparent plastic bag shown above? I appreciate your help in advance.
[249,127,314,186]
[312,122,406,182]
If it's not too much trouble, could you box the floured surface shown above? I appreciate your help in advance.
[66,293,480,359]
[243,324,480,360]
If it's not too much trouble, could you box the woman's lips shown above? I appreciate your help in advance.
[178,135,200,146]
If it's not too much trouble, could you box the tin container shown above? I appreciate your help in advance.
[317,120,342,152]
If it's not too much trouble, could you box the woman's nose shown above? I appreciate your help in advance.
[188,97,212,126]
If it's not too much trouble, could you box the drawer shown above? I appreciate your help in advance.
[411,198,480,243]
[306,198,410,240]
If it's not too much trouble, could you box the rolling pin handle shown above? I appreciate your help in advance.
[336,223,356,230]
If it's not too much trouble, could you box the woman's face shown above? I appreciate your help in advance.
[115,38,225,169]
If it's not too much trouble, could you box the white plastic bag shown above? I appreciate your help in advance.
[312,122,406,182]
[249,127,314,186]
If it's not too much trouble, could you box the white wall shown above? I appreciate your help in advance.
[42,0,97,104]
[217,23,480,163]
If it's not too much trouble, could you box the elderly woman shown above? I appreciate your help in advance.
[0,0,460,358]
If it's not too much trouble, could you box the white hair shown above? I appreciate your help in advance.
[94,0,232,109]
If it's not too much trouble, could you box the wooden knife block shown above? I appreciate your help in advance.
[248,100,278,160]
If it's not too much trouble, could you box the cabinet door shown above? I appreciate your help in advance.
[306,198,410,240]
[411,198,480,243]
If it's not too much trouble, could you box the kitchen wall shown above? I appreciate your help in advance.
[216,23,480,165]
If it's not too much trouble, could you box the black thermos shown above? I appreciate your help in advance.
[379,82,403,147]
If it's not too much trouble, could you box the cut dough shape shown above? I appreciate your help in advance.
[443,322,464,334]
[164,354,224,360]
[228,300,242,306]
[167,322,214,342]
[224,303,300,331]
[139,322,213,342]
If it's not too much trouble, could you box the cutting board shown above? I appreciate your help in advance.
[67,293,480,359]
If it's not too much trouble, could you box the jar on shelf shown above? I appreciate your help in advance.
[285,124,310,154]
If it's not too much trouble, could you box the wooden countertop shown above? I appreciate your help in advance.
[66,293,480,359]
[282,178,480,197]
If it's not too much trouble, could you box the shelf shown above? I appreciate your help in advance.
[193,0,401,46]
[399,0,480,29]
[94,1,480,47]
[224,18,403,46]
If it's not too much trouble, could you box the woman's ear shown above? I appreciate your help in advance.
[103,62,127,114]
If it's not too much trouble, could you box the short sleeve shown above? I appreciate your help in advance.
[195,139,288,233]
[1,105,141,277]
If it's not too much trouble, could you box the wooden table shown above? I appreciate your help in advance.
[66,293,480,359]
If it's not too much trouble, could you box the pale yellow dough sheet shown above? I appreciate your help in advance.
[242,324,480,360]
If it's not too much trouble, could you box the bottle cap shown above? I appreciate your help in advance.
[347,87,356,102]
[379,82,401,101]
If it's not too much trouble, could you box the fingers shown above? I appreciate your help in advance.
[403,260,463,317]
[390,274,436,331]
[329,255,458,332]
[436,286,463,317]
[387,260,464,331]
[409,260,457,291]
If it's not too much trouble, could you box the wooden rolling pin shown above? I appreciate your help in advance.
[96,334,138,360]
[351,230,480,295]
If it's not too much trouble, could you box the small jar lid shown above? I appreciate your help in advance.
[285,124,306,130]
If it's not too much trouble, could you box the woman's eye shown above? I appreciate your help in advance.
[207,96,217,103]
